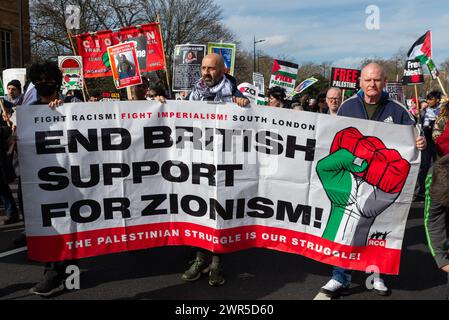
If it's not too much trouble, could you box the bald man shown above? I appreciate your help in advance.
[181,54,250,288]
[338,63,426,149]
[188,53,250,107]
[319,63,426,299]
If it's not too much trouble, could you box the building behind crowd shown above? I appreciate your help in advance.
[0,0,31,73]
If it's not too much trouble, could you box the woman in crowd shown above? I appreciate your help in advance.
[267,86,286,108]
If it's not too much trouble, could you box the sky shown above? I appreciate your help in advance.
[220,0,449,68]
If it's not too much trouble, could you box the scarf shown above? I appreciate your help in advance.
[189,76,233,102]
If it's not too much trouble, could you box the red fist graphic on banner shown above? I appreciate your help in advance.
[317,127,411,246]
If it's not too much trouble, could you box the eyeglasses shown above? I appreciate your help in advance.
[326,97,340,101]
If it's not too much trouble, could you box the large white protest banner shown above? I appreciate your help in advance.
[18,101,420,274]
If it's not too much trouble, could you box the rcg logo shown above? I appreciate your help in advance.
[368,231,391,247]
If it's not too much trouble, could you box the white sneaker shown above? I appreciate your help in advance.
[320,279,349,298]
[373,278,390,296]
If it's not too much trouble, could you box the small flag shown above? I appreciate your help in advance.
[291,77,319,96]
[426,59,440,80]
[407,31,432,64]
[407,30,440,80]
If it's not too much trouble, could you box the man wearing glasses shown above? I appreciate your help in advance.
[325,88,342,116]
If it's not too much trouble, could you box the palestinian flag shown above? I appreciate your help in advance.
[407,31,432,64]
[270,59,298,95]
[0,78,4,96]
[271,59,298,79]
[407,31,440,80]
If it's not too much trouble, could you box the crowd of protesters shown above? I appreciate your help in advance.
[0,53,448,299]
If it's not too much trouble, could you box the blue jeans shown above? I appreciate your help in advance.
[0,185,18,217]
[332,267,352,287]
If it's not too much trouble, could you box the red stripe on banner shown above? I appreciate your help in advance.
[27,223,401,274]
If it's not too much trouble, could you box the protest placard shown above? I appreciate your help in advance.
[101,92,121,101]
[107,42,142,89]
[237,82,258,103]
[18,101,420,275]
[253,72,266,105]
[330,67,360,90]
[76,23,165,79]
[2,68,26,93]
[291,77,319,97]
[207,42,236,76]
[402,59,425,85]
[172,44,206,92]
[385,82,405,104]
[58,56,83,94]
[269,59,298,96]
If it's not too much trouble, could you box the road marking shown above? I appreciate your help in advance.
[0,247,27,258]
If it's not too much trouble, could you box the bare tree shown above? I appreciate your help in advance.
[135,0,236,82]
[30,0,240,93]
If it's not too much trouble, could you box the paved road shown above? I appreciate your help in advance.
[0,202,447,301]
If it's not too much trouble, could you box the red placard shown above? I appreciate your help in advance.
[76,23,165,79]
[107,42,142,89]
[330,67,361,90]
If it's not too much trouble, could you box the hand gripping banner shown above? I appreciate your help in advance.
[17,101,420,274]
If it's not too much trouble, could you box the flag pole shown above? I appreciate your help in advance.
[66,28,88,102]
[157,15,172,99]
[414,84,421,124]
[436,76,448,96]
[341,89,345,102]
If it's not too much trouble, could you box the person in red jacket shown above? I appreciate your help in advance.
[436,123,449,157]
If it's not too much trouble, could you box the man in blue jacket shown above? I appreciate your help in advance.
[319,62,427,299]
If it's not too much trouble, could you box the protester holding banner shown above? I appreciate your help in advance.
[188,53,249,107]
[27,61,78,296]
[132,77,150,101]
[424,154,449,299]
[88,91,102,102]
[319,63,426,298]
[147,86,167,101]
[267,86,286,108]
[181,53,249,287]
